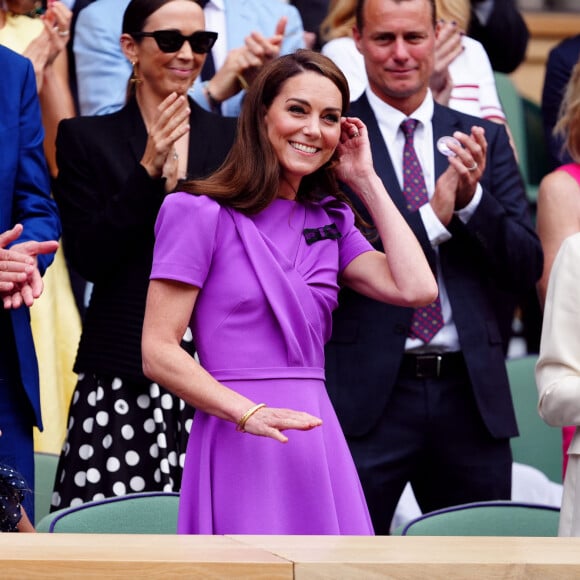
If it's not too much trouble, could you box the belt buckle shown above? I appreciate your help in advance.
[415,354,442,378]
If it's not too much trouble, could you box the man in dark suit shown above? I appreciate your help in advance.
[325,0,543,535]
[0,46,60,522]
[468,0,529,74]
[541,34,580,170]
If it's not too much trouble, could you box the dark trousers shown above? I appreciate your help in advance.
[348,354,512,535]
[0,313,35,523]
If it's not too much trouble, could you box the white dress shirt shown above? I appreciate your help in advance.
[365,89,483,352]
[203,0,227,70]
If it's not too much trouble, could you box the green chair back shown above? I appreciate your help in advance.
[494,72,529,180]
[522,97,551,196]
[400,501,560,536]
[494,73,550,207]
[34,452,59,526]
[35,491,180,533]
[507,355,562,483]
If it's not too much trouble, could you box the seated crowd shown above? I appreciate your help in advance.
[1,0,577,537]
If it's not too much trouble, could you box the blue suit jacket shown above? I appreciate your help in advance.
[75,0,304,117]
[0,46,61,428]
[325,94,543,440]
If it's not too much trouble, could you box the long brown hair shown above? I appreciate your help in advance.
[181,49,354,216]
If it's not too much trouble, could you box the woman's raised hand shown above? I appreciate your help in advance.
[334,117,375,190]
[140,93,190,191]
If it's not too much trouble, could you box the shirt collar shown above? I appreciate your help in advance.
[366,88,434,139]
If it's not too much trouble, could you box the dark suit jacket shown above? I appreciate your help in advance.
[541,34,580,170]
[325,94,543,440]
[53,97,236,380]
[468,0,528,74]
[0,46,60,428]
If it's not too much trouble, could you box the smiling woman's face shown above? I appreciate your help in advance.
[264,70,343,197]
[127,0,206,98]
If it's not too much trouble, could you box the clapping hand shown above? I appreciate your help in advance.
[430,20,463,105]
[140,93,190,192]
[203,17,287,104]
[0,224,59,309]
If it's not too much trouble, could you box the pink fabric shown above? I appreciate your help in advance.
[557,163,580,182]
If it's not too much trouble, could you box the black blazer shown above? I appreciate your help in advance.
[468,0,528,74]
[54,97,236,380]
[325,95,543,440]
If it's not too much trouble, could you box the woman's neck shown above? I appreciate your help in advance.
[278,176,299,201]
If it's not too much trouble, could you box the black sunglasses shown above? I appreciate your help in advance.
[131,29,218,54]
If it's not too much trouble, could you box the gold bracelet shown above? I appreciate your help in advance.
[236,73,249,92]
[236,403,267,432]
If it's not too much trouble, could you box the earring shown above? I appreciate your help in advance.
[130,61,142,85]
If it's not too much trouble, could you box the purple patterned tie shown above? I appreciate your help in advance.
[400,119,444,343]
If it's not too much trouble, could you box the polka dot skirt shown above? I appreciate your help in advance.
[51,373,194,511]
[0,463,26,532]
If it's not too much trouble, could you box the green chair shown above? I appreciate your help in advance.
[494,73,528,177]
[34,451,59,526]
[398,500,560,536]
[507,355,562,484]
[35,491,180,533]
[494,73,550,208]
[522,97,551,203]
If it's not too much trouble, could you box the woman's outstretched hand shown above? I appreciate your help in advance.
[241,406,322,443]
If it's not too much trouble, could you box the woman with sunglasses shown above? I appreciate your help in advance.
[142,50,437,534]
[50,0,236,512]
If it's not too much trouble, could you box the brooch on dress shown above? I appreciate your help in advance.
[303,223,342,245]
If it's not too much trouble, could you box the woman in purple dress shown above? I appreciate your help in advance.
[142,49,438,535]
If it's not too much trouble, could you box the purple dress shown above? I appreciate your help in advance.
[151,192,374,535]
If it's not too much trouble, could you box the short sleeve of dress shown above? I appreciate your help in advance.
[320,197,373,274]
[151,192,221,288]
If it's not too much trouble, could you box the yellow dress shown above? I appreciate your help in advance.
[1,12,81,454]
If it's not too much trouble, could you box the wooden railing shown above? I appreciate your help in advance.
[4,534,580,579]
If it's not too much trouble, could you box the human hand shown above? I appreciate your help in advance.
[0,224,59,309]
[431,126,487,222]
[140,92,190,189]
[446,126,487,209]
[41,1,73,65]
[238,16,286,86]
[21,29,51,90]
[431,20,463,105]
[0,225,36,295]
[240,405,322,443]
[334,117,375,188]
[431,166,459,226]
[204,17,286,103]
